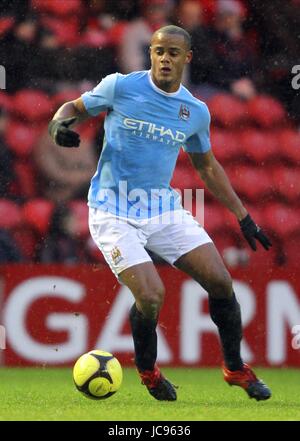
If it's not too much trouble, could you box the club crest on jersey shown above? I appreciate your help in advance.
[111,246,123,265]
[179,104,190,121]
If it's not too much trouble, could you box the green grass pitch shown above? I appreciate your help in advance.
[0,367,299,421]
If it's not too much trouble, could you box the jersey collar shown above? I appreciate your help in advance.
[147,71,182,97]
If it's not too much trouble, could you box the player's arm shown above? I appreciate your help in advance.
[49,73,118,147]
[189,150,247,220]
[188,150,272,251]
[48,98,89,148]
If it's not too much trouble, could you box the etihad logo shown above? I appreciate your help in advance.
[123,118,186,144]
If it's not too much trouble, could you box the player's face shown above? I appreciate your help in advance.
[150,33,192,92]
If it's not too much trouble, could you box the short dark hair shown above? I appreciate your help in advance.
[151,25,191,50]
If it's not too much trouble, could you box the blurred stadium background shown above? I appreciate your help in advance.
[0,0,299,373]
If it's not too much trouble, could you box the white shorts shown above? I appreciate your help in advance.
[88,207,212,278]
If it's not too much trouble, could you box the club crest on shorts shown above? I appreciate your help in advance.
[179,104,190,120]
[111,246,123,265]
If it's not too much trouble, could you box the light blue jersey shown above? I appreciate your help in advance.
[81,70,211,219]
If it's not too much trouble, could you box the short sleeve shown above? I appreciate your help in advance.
[81,73,118,116]
[183,103,211,153]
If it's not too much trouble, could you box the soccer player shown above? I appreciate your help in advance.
[48,25,272,402]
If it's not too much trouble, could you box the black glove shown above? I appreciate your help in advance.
[239,214,272,251]
[48,117,80,147]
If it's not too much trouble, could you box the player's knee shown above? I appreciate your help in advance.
[137,284,165,320]
[207,270,233,299]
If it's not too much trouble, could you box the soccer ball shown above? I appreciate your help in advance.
[73,350,123,399]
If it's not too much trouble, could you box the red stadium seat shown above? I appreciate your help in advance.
[14,162,37,198]
[171,163,200,192]
[77,121,98,141]
[13,90,52,122]
[52,89,80,110]
[22,199,55,236]
[207,94,248,127]
[282,233,300,264]
[239,239,277,268]
[176,147,191,166]
[212,231,243,267]
[5,120,41,156]
[0,199,21,229]
[0,16,15,37]
[247,95,286,128]
[86,236,106,263]
[196,201,241,235]
[31,0,82,16]
[210,130,240,162]
[263,203,300,238]
[273,167,300,202]
[12,227,38,261]
[41,17,79,47]
[202,203,224,234]
[213,230,240,250]
[68,200,89,238]
[278,129,300,163]
[227,165,273,201]
[222,208,241,234]
[239,130,279,162]
[108,22,128,46]
[0,91,12,112]
[81,29,109,48]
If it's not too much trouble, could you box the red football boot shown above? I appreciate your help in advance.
[223,363,271,401]
[138,365,177,401]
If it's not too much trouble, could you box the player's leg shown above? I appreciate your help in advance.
[119,262,177,401]
[120,261,164,371]
[150,227,244,373]
[146,214,242,383]
[146,210,271,400]
[174,242,243,371]
[174,243,271,401]
[89,208,176,400]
